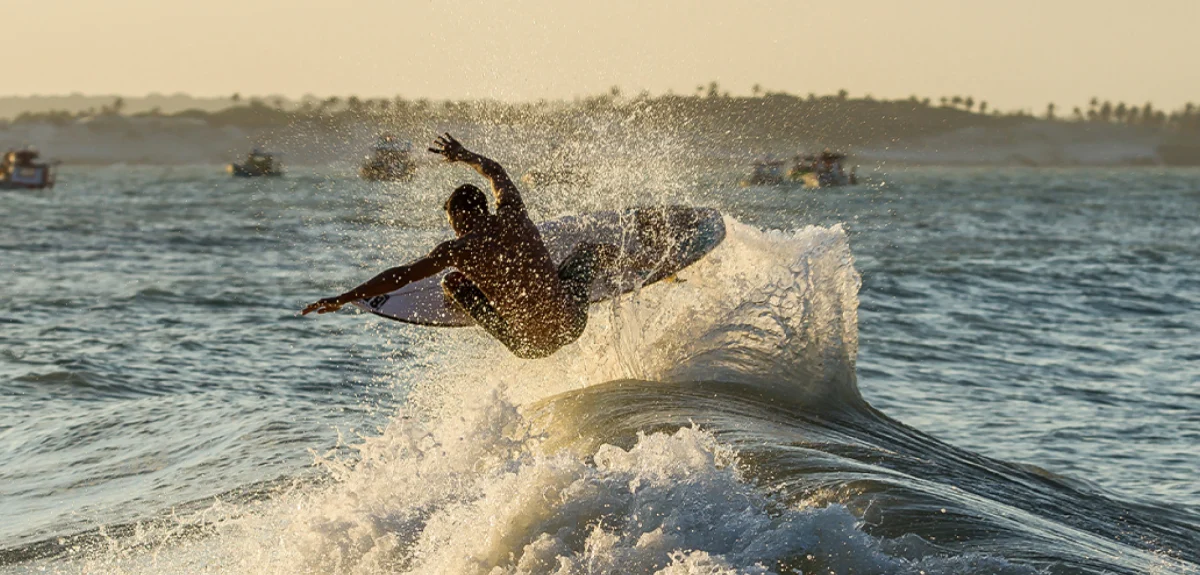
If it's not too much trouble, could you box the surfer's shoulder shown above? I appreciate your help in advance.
[432,233,487,258]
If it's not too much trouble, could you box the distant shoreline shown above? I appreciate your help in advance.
[3,91,1198,167]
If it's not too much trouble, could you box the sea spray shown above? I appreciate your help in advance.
[393,219,864,416]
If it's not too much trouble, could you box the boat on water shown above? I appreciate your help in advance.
[0,148,56,190]
[739,158,787,187]
[360,134,416,181]
[788,150,857,188]
[228,149,283,177]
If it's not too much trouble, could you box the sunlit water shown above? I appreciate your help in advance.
[1,162,1198,574]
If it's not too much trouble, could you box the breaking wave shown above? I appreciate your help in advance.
[9,219,1199,575]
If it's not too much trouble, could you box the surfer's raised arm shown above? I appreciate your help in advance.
[301,241,458,315]
[428,133,525,215]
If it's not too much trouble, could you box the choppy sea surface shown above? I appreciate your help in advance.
[2,158,1198,574]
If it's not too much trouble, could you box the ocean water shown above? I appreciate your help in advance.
[1,159,1198,574]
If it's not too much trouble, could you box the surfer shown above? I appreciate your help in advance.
[302,134,616,359]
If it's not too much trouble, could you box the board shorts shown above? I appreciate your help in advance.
[441,243,611,359]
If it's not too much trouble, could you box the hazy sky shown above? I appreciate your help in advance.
[9,0,1199,110]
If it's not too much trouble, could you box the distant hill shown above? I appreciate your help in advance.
[1,92,1196,166]
[0,94,257,119]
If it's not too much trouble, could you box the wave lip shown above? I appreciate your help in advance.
[658,219,864,410]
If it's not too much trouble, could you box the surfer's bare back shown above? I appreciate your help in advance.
[302,134,614,358]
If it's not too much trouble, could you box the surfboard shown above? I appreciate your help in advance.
[351,205,725,327]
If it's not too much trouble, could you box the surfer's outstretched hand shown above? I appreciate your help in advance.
[302,296,345,315]
[428,133,474,163]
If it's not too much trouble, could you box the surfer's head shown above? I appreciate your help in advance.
[444,184,489,236]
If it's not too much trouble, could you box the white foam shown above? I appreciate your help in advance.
[49,391,1032,575]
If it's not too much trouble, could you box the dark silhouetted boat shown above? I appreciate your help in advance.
[0,148,56,190]
[228,149,283,177]
[788,150,857,188]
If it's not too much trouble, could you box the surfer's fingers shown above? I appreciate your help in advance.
[441,133,465,151]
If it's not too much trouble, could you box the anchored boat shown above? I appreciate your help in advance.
[228,149,283,177]
[1,148,56,190]
[788,151,857,188]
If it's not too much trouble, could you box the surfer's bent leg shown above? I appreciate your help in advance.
[441,272,525,353]
[556,243,618,344]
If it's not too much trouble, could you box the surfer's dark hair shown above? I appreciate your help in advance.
[445,184,488,217]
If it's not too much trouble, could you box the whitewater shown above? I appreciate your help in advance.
[2,152,1198,573]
